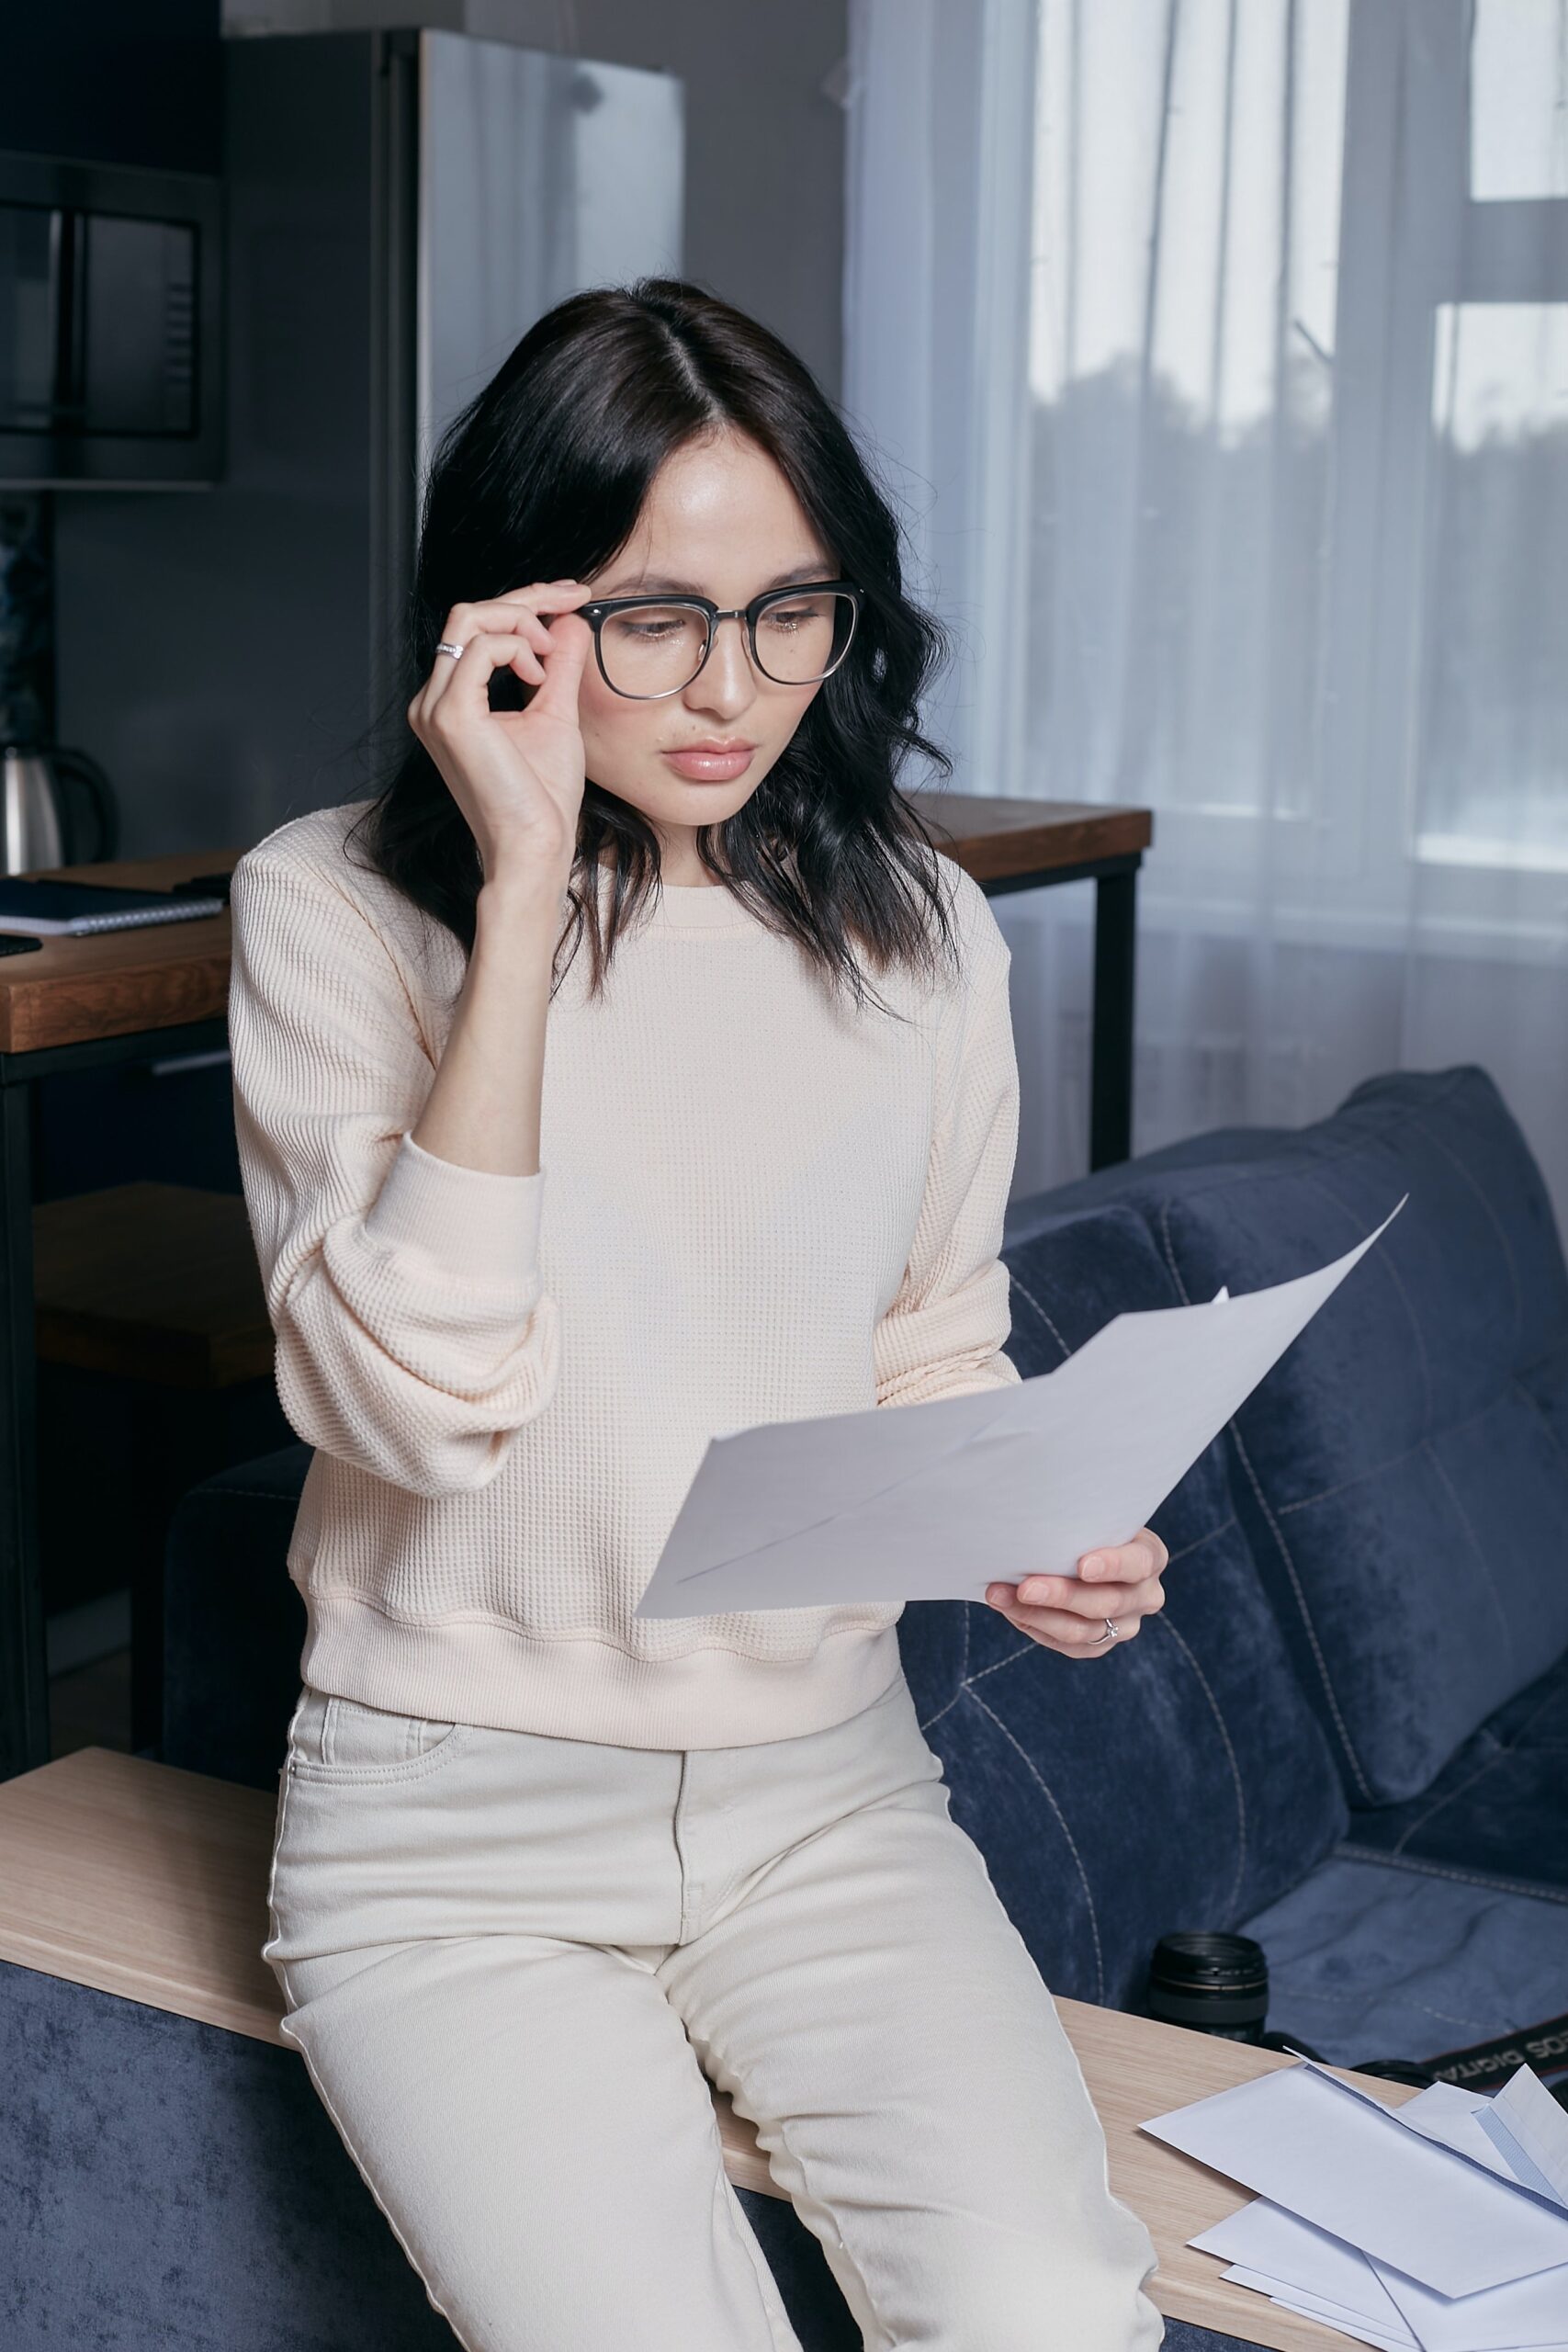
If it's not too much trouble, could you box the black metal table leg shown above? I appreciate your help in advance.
[1090,865,1139,1170]
[1,1076,49,1781]
[982,851,1143,1177]
[127,1383,228,1758]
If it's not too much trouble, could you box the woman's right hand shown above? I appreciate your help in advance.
[406,582,594,896]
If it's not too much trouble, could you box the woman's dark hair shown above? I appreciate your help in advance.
[343,276,969,1013]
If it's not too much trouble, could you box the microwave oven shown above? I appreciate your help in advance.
[0,149,222,488]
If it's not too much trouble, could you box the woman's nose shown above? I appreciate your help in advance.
[688,613,756,708]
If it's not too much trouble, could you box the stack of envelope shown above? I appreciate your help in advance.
[1139,2053,1568,2349]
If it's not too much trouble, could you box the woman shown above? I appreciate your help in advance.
[232,277,1170,2352]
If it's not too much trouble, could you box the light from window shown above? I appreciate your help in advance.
[1470,0,1568,201]
[1416,302,1568,866]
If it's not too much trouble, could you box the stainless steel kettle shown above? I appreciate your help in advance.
[1,742,118,874]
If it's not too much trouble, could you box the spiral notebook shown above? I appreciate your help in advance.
[0,877,228,936]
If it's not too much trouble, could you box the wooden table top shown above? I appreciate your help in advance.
[0,1743,1403,2352]
[912,790,1153,887]
[0,845,238,1057]
[0,796,1153,1058]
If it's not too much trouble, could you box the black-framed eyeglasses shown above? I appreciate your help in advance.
[575,578,863,700]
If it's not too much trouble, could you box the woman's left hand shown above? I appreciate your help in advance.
[984,1528,1170,1657]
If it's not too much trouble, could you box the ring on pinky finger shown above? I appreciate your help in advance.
[1013,1606,1109,1645]
[1065,1620,1133,1654]
[1075,1611,1134,1645]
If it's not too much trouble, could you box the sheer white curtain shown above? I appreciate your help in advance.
[843,0,1568,1234]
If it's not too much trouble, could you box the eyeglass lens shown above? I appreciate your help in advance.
[597,590,857,696]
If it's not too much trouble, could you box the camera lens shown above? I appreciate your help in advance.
[1146,1931,1270,2042]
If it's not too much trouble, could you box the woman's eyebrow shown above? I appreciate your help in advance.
[596,560,833,596]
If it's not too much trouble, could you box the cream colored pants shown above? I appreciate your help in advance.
[262,1663,1163,2351]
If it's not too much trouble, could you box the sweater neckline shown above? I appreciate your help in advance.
[592,861,766,933]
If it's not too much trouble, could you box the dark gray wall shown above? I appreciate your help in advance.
[0,1,222,174]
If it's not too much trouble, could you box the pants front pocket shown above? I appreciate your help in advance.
[286,1685,472,1786]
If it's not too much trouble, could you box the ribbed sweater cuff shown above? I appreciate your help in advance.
[364,1130,545,1288]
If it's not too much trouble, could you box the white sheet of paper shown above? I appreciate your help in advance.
[1141,2059,1568,2299]
[634,1194,1406,1617]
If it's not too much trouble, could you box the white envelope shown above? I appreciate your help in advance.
[1194,2188,1568,2352]
[1372,2244,1568,2352]
[634,1193,1406,1618]
[1191,2195,1403,2314]
[1366,2075,1568,2352]
[1483,2060,1568,2207]
[1145,2058,1568,2300]
[1221,2263,1417,2350]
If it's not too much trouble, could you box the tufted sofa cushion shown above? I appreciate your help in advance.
[1010,1066,1568,1809]
[897,1201,1349,2011]
[1341,1644,1568,1885]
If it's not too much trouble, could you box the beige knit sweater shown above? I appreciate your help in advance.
[227,797,1021,1748]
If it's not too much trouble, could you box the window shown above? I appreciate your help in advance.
[1025,0,1568,945]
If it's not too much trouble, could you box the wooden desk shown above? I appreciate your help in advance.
[1,797,1151,1783]
[0,1744,1393,2352]
[0,849,235,1060]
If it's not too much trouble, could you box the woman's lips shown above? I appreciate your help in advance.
[661,745,756,781]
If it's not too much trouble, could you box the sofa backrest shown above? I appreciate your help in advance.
[898,1200,1349,2011]
[164,1445,312,1787]
[1004,1066,1568,1809]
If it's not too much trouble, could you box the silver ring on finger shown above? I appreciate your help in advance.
[434,640,467,661]
[1094,1616,1119,1644]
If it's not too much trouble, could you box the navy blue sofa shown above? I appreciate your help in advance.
[6,1061,1565,2352]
